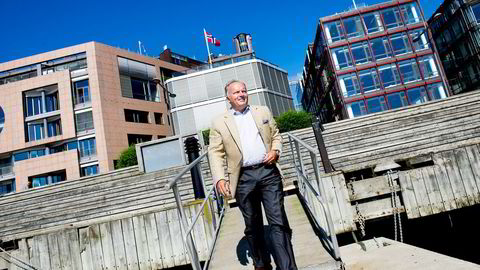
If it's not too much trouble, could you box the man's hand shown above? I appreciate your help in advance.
[263,150,279,165]
[216,179,231,198]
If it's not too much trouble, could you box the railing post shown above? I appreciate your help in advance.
[172,184,202,270]
[312,119,334,173]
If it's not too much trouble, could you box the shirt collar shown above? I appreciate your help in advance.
[230,105,250,116]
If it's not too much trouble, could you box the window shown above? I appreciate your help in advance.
[46,117,61,137]
[418,55,439,79]
[390,33,412,56]
[427,83,447,100]
[363,12,384,34]
[387,92,408,109]
[381,7,404,29]
[118,57,159,102]
[81,165,99,177]
[379,63,401,88]
[30,149,45,158]
[131,78,158,101]
[75,111,94,133]
[45,92,59,112]
[26,96,43,117]
[409,29,429,52]
[79,138,96,158]
[154,113,164,125]
[346,100,367,118]
[471,3,480,24]
[73,80,90,105]
[343,16,365,39]
[370,37,392,61]
[407,87,428,104]
[324,20,345,43]
[0,180,15,195]
[358,69,380,93]
[338,73,360,97]
[331,46,352,70]
[399,3,422,25]
[29,170,66,188]
[14,152,29,162]
[451,20,463,39]
[124,109,149,123]
[127,134,152,145]
[67,141,78,150]
[351,42,372,65]
[0,107,4,134]
[398,59,421,83]
[27,122,45,141]
[366,96,388,113]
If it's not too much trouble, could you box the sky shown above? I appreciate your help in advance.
[1,0,443,80]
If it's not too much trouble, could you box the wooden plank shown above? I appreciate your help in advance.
[121,218,140,270]
[26,237,38,268]
[398,170,420,219]
[89,224,105,269]
[331,173,356,233]
[421,167,445,215]
[9,239,30,270]
[410,169,433,217]
[465,144,480,200]
[156,210,174,268]
[144,213,163,270]
[321,175,344,233]
[47,233,62,270]
[432,153,457,211]
[443,151,470,208]
[99,222,116,270]
[454,148,480,204]
[132,215,152,270]
[66,229,83,270]
[167,207,187,266]
[355,197,404,220]
[349,175,400,201]
[36,234,52,270]
[57,230,73,270]
[111,219,128,270]
[79,227,94,270]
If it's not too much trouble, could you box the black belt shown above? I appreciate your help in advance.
[241,163,265,170]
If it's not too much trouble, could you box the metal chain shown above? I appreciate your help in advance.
[387,170,403,243]
[348,180,366,238]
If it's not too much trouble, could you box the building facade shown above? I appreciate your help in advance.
[289,80,304,111]
[303,0,449,123]
[165,54,294,135]
[0,42,186,194]
[158,48,205,69]
[429,0,480,94]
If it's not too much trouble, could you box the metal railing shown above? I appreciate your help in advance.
[164,152,225,270]
[0,166,13,177]
[287,132,341,260]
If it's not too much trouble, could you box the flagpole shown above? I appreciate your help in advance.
[203,28,212,68]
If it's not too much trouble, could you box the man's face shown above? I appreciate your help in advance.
[227,82,248,111]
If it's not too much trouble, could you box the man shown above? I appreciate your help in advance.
[208,80,297,270]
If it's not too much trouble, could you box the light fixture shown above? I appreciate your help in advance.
[152,77,176,98]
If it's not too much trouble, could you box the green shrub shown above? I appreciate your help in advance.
[115,145,138,169]
[275,110,312,133]
[202,129,210,145]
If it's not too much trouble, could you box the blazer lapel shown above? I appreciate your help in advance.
[223,113,243,153]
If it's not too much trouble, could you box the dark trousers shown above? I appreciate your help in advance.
[235,164,297,270]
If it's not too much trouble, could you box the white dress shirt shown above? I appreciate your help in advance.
[231,106,267,167]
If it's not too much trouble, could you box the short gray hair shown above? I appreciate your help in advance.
[224,80,246,96]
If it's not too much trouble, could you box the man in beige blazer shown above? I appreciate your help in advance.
[208,80,297,270]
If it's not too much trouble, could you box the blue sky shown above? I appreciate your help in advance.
[1,0,443,80]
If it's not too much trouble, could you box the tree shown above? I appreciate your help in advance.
[115,145,138,169]
[202,129,210,145]
[275,110,313,133]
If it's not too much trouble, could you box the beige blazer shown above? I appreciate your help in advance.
[208,105,283,198]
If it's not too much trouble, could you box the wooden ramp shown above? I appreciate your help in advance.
[209,194,342,270]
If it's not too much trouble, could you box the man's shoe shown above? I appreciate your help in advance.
[254,265,273,270]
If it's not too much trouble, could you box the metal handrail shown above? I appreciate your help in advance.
[286,132,341,260]
[164,152,225,270]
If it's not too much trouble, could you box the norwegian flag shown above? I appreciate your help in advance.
[205,31,220,46]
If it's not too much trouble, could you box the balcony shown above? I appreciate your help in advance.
[74,96,92,110]
[79,147,97,163]
[0,165,14,180]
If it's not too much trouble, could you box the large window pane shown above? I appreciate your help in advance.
[363,12,384,34]
[409,29,429,52]
[381,7,404,29]
[407,87,428,104]
[400,3,422,25]
[351,42,372,65]
[390,33,412,56]
[45,92,59,112]
[387,92,408,109]
[339,73,361,97]
[75,111,94,133]
[418,55,439,79]
[366,96,388,113]
[378,63,401,88]
[347,100,367,118]
[73,80,90,105]
[359,69,380,93]
[427,83,447,100]
[27,122,44,142]
[79,138,96,158]
[26,96,43,117]
[471,3,480,24]
[398,59,421,83]
[343,16,365,39]
[331,46,352,70]
[370,37,392,61]
[81,165,99,177]
[324,21,345,43]
[47,118,62,137]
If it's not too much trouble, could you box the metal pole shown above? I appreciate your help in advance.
[312,119,334,173]
[203,28,213,68]
[172,184,202,270]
